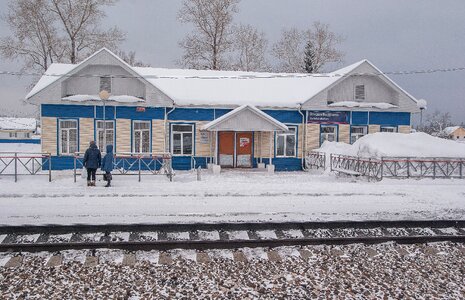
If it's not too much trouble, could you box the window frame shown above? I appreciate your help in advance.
[9,132,17,138]
[320,125,338,146]
[170,123,195,156]
[380,126,397,133]
[275,126,297,158]
[354,84,365,100]
[58,119,79,156]
[350,126,367,144]
[132,120,151,154]
[95,120,115,153]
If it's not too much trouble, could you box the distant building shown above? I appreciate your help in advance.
[442,126,465,141]
[0,117,38,141]
[26,48,421,171]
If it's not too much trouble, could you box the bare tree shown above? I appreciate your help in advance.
[231,24,269,72]
[115,50,151,67]
[419,110,453,135]
[271,28,303,73]
[0,0,63,72]
[272,22,344,73]
[177,0,239,70]
[303,22,344,72]
[0,0,125,72]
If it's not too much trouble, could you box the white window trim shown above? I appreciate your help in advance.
[275,126,297,158]
[350,126,367,144]
[132,120,151,154]
[171,123,194,156]
[96,120,115,152]
[59,119,78,155]
[320,125,338,145]
[380,126,397,133]
[354,84,365,101]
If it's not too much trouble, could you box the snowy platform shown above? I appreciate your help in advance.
[0,170,463,226]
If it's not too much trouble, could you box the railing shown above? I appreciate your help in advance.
[0,152,51,182]
[305,151,326,170]
[329,154,465,180]
[73,152,173,182]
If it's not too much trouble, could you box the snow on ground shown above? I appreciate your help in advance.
[317,132,465,158]
[0,168,463,226]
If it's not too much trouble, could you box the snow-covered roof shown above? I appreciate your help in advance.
[62,94,144,103]
[328,101,398,110]
[442,126,461,135]
[0,117,37,131]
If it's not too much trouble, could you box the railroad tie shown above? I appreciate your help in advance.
[84,256,99,267]
[233,251,247,263]
[4,256,23,268]
[45,255,63,267]
[122,253,136,266]
[267,250,282,262]
[158,252,173,265]
[196,252,210,263]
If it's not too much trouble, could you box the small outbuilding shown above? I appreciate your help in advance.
[442,126,465,141]
[0,117,38,142]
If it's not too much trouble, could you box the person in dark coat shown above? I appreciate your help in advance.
[83,141,101,186]
[101,144,114,187]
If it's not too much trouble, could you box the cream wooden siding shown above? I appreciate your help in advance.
[195,121,211,157]
[79,118,94,152]
[257,132,274,158]
[297,124,304,158]
[41,117,57,155]
[306,124,320,151]
[152,120,165,154]
[116,119,131,153]
[369,125,380,133]
[339,124,350,144]
[398,125,411,134]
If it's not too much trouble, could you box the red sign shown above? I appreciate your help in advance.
[136,107,146,112]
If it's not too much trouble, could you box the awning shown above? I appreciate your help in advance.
[202,105,289,132]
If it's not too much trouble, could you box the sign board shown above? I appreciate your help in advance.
[239,137,250,147]
[199,131,209,144]
[136,107,146,112]
[307,111,349,124]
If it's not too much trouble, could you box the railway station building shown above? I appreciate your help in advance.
[26,48,420,171]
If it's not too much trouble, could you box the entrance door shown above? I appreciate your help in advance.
[218,131,234,167]
[236,132,253,168]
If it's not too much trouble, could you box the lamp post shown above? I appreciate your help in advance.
[417,99,427,129]
[99,90,110,151]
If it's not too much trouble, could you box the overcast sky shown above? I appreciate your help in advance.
[0,0,464,123]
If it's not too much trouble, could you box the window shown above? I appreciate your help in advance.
[320,126,337,144]
[25,132,30,138]
[355,84,365,100]
[9,132,17,138]
[96,120,115,152]
[350,126,367,144]
[276,127,296,157]
[100,77,112,93]
[133,121,150,153]
[381,127,397,133]
[171,124,193,155]
[59,119,78,155]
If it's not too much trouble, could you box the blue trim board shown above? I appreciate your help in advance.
[351,111,369,125]
[42,104,94,118]
[116,106,164,120]
[0,139,40,144]
[369,112,410,126]
[95,106,116,119]
[262,110,302,124]
[169,108,215,121]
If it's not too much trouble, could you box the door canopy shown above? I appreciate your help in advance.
[202,105,289,132]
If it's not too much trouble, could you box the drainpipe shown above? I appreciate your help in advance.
[165,105,176,153]
[298,104,307,170]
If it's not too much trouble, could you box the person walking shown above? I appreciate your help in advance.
[83,141,101,186]
[101,144,114,187]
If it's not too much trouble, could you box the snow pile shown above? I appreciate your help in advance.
[62,94,144,103]
[0,117,37,131]
[317,132,465,158]
[328,101,398,109]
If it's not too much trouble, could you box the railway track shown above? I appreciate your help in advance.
[1,220,464,253]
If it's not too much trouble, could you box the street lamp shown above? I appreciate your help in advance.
[417,99,427,128]
[99,90,110,151]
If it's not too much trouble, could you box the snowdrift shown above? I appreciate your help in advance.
[317,132,465,158]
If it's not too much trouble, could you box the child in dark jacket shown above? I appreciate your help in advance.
[101,144,114,187]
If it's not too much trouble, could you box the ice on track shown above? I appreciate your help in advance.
[256,230,277,239]
[136,250,159,264]
[171,249,197,261]
[282,229,304,238]
[109,231,130,242]
[166,231,190,240]
[0,234,6,243]
[227,231,249,240]
[276,246,301,258]
[138,232,158,241]
[437,227,458,235]
[15,234,41,243]
[242,247,268,261]
[48,233,72,243]
[206,249,234,260]
[62,250,87,264]
[0,254,12,267]
[97,250,124,264]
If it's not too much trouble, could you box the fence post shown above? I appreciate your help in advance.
[330,154,333,172]
[138,156,141,182]
[433,158,436,179]
[48,154,51,182]
[197,166,201,181]
[323,152,326,170]
[460,159,463,179]
[407,158,410,178]
[14,152,17,183]
[380,157,384,180]
[73,155,77,183]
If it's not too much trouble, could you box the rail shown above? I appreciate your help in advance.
[329,154,465,180]
[73,152,174,182]
[305,151,326,170]
[0,152,51,182]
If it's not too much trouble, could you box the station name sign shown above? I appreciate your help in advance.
[307,111,349,124]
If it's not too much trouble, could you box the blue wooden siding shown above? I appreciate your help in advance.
[369,112,410,126]
[262,110,302,123]
[42,104,94,118]
[351,112,369,125]
[116,107,164,120]
[95,106,116,119]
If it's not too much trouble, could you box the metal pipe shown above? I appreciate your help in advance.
[298,104,306,170]
[164,106,176,153]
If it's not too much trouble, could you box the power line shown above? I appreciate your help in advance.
[0,66,464,80]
